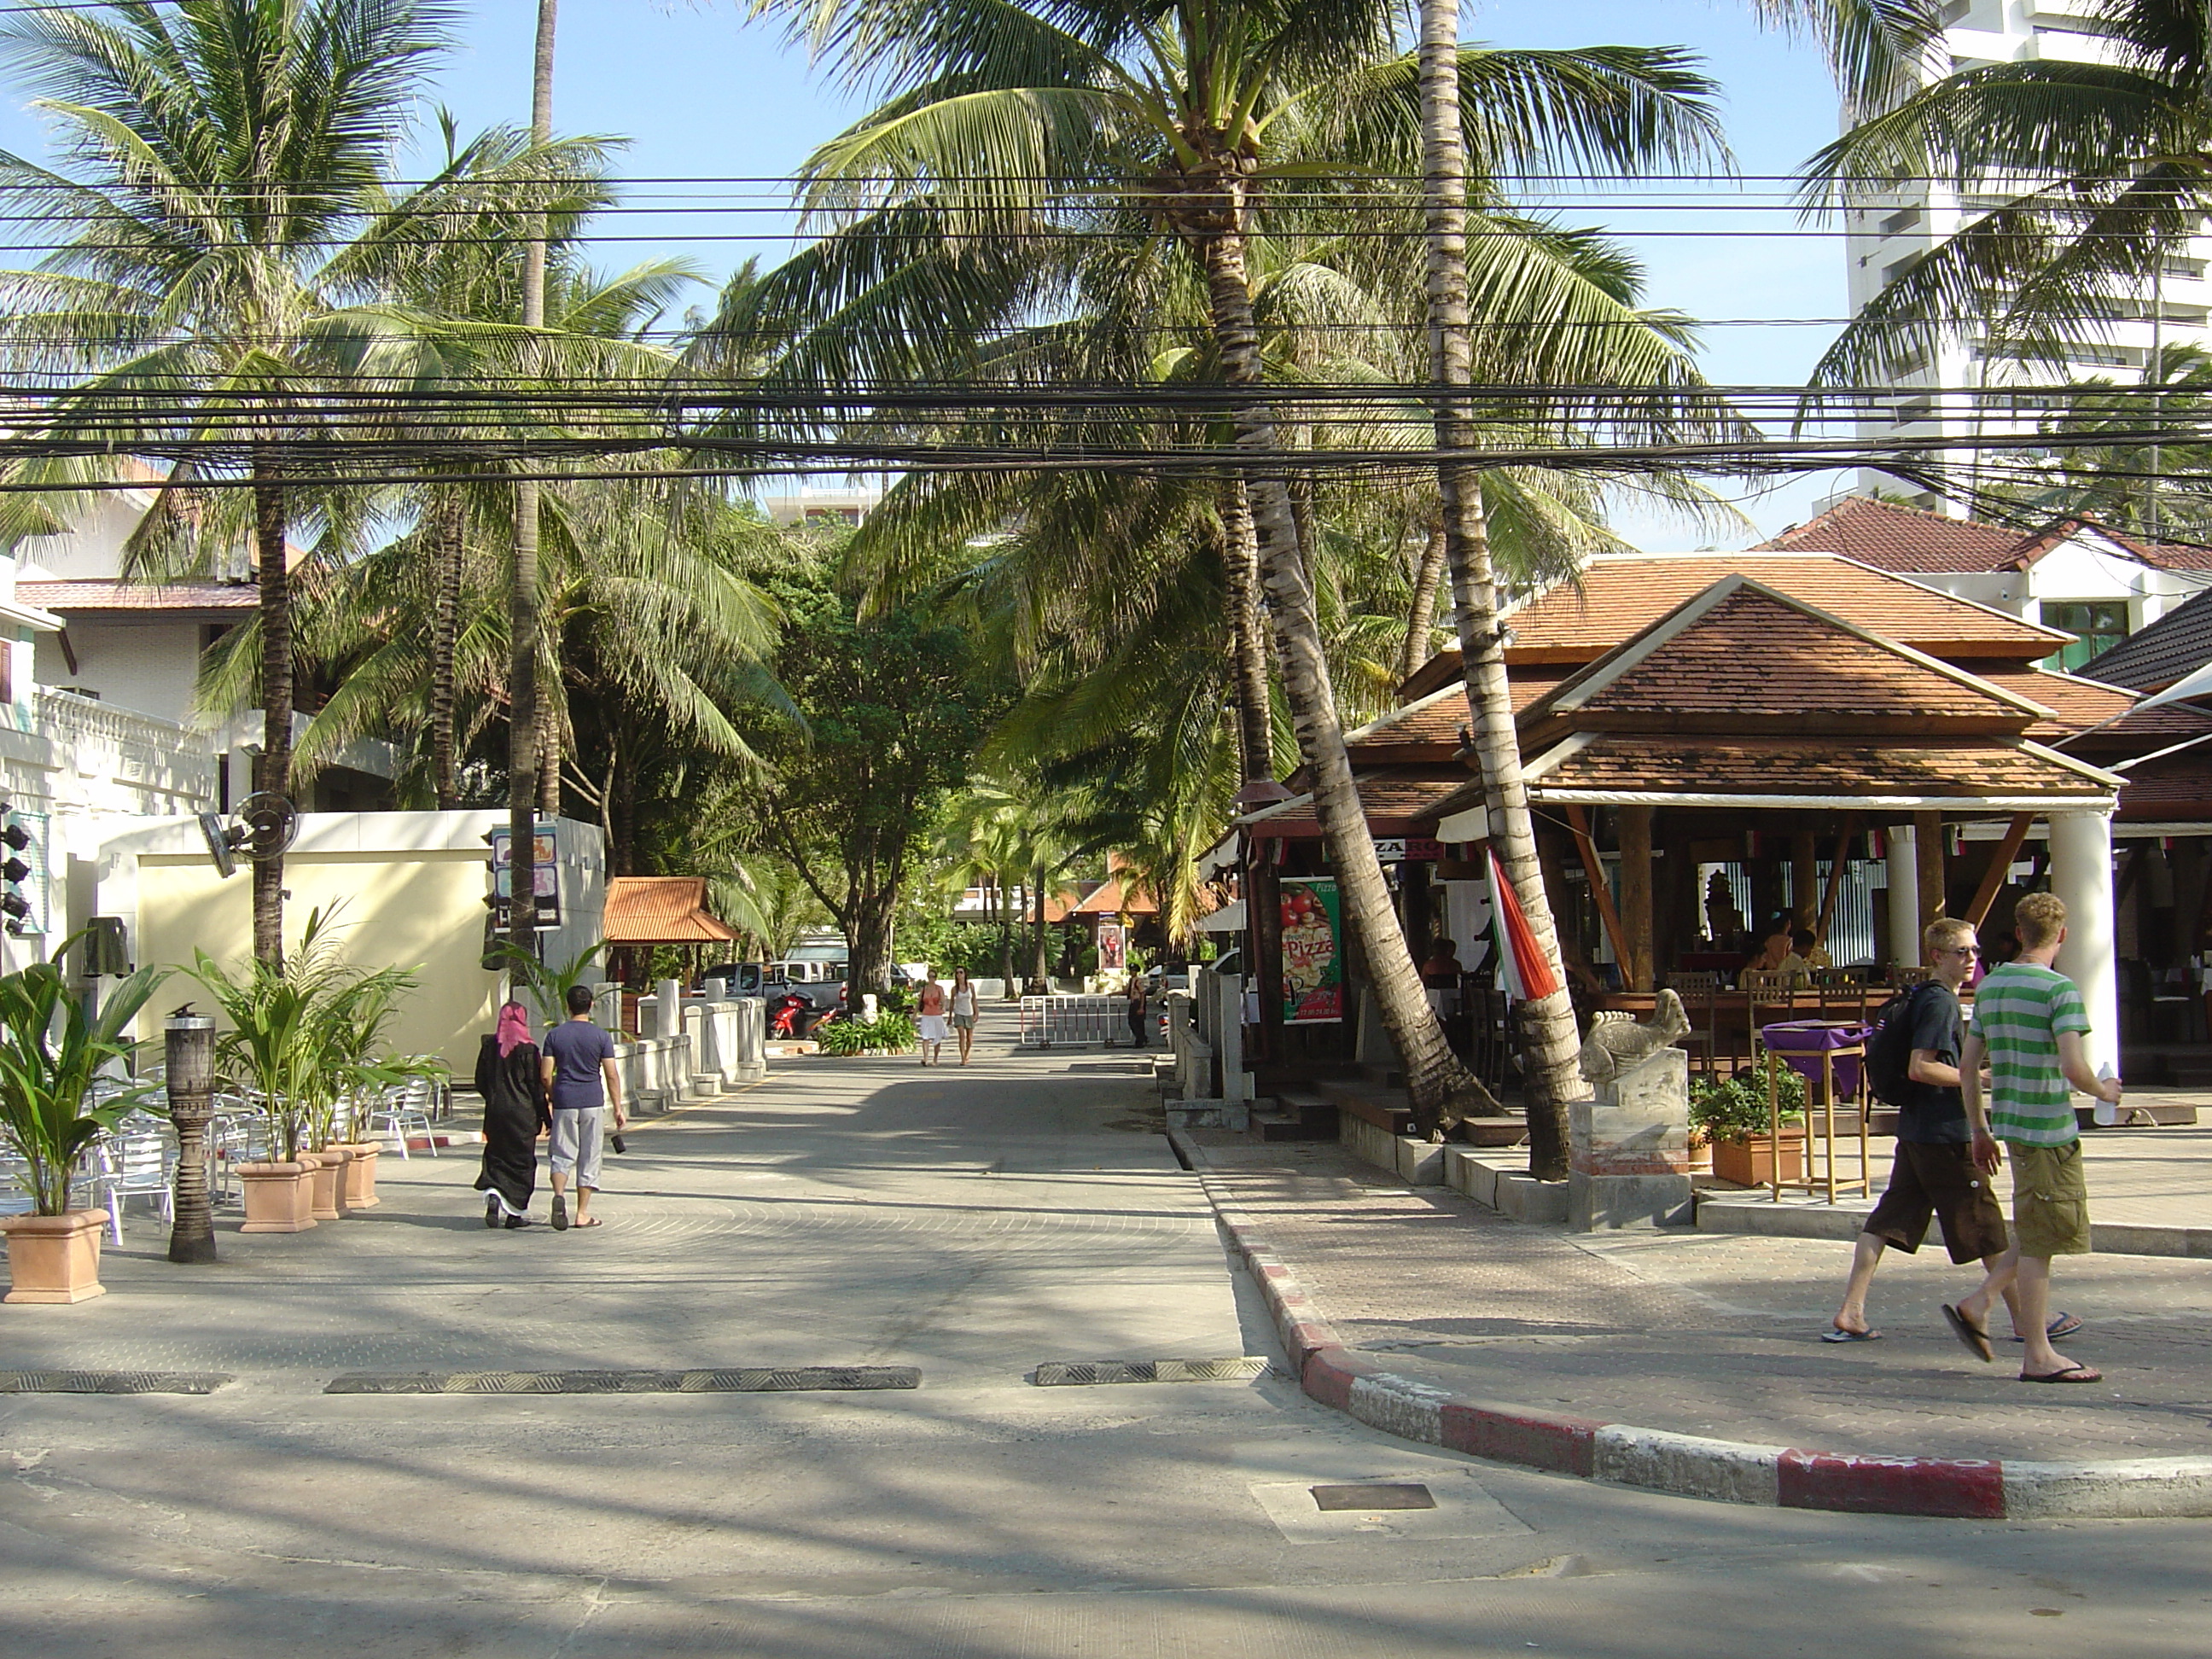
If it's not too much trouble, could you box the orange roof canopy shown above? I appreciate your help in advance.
[602,876,736,946]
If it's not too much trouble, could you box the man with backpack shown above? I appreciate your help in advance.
[1827,917,2044,1345]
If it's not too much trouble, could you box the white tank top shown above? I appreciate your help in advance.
[951,987,977,1015]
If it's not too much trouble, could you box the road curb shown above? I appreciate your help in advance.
[1172,1132,2212,1521]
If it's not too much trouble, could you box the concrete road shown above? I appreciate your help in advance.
[2,1037,2206,1656]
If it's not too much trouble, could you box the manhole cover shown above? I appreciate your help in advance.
[1311,1482,1436,1512]
[0,1371,230,1394]
[323,1366,920,1395]
[1033,1357,1270,1386]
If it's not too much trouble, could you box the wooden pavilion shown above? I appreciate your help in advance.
[1231,553,2212,1080]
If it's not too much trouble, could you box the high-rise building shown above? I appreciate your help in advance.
[1841,2,2212,511]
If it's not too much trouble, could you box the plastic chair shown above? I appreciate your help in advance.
[91,1127,175,1244]
[371,1080,436,1158]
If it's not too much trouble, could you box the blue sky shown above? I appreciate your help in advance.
[0,0,1859,542]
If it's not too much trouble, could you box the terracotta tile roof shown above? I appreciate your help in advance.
[1533,582,2034,726]
[1244,769,1469,838]
[1067,876,1158,916]
[2114,754,2212,821]
[602,876,736,946]
[1522,735,2116,802]
[1755,495,2026,572]
[1347,672,1568,752]
[1965,664,2212,742]
[19,579,259,614]
[2080,585,2212,693]
[1405,556,2063,684]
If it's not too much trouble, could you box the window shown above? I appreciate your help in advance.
[1879,207,1924,237]
[2040,600,2130,670]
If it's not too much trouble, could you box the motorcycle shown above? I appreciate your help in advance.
[767,991,824,1039]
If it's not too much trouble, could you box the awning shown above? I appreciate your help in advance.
[1196,899,1246,934]
[1196,830,1241,879]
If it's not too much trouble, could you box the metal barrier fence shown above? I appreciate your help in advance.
[1017,995,1131,1047]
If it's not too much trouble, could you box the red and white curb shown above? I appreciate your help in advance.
[1172,1134,2212,1521]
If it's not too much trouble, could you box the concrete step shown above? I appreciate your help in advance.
[1248,1108,1334,1143]
[1455,1116,1529,1148]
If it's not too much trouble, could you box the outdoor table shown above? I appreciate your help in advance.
[1757,1019,1874,1206]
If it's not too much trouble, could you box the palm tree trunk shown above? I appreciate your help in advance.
[997,871,1014,990]
[1031,862,1049,991]
[1399,522,1448,685]
[508,0,559,953]
[1185,182,1494,1135]
[250,456,292,967]
[538,690,562,817]
[1418,0,1580,1177]
[429,490,463,809]
[1220,481,1273,783]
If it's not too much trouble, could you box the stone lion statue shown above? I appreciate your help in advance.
[1576,990,1691,1084]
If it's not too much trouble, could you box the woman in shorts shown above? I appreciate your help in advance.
[949,968,979,1065]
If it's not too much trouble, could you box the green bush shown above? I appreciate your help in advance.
[814,1009,917,1056]
[1688,1066,1807,1144]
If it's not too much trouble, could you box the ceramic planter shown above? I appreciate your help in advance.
[303,1149,351,1221]
[0,1209,107,1303]
[1712,1132,1807,1189]
[237,1161,317,1233]
[335,1143,381,1210]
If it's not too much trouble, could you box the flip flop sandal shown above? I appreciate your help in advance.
[550,1194,568,1231]
[1821,1327,1882,1342]
[572,1216,602,1228]
[2007,1313,2084,1342]
[1942,1303,1994,1363]
[2020,1365,2102,1383]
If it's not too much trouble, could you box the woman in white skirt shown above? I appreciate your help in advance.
[916,973,950,1065]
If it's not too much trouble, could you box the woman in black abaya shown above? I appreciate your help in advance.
[474,1001,550,1228]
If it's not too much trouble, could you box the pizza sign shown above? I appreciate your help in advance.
[1279,877,1342,1025]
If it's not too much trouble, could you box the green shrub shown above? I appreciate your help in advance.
[814,1010,917,1056]
[1688,1066,1807,1144]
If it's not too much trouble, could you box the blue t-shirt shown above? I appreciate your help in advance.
[541,1018,615,1110]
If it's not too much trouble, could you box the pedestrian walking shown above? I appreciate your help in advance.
[1944,892,2122,1383]
[949,968,979,1065]
[1827,919,2048,1344]
[1126,974,1149,1048]
[916,972,949,1065]
[473,1000,550,1230]
[538,984,626,1231]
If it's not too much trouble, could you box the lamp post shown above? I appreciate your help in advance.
[165,1010,218,1264]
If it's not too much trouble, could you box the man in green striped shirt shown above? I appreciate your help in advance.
[1948,892,2122,1385]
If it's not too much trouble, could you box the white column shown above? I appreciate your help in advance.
[2049,808,2119,1073]
[1885,824,1920,969]
[653,976,684,1039]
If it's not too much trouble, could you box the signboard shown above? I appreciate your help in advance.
[488,822,562,931]
[1097,920,1126,973]
[1373,837,1443,864]
[1279,876,1343,1024]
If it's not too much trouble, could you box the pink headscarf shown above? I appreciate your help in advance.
[495,1001,533,1057]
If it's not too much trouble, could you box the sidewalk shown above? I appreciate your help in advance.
[1183,1130,2212,1467]
[1696,1108,2212,1254]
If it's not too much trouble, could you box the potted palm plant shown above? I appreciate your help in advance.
[326,971,426,1210]
[0,948,166,1303]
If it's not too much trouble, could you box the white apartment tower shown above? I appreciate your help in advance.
[1843,1,2212,510]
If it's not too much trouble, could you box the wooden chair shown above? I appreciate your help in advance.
[1813,967,1869,1024]
[1739,969,1798,1070]
[1666,971,1721,1074]
[1885,964,1931,988]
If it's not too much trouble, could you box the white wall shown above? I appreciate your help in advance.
[34,617,207,727]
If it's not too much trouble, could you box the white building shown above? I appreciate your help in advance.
[1842,3,2212,508]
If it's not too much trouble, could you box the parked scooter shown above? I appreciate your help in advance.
[767,991,825,1039]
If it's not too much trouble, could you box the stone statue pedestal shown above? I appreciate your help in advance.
[1569,1046,1692,1231]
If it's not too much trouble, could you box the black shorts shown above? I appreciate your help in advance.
[1863,1139,2009,1264]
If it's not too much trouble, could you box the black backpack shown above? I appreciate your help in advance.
[1864,981,1935,1107]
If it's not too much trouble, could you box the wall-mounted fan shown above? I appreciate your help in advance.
[197,792,300,879]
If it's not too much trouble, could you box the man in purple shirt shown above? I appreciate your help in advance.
[538,984,626,1230]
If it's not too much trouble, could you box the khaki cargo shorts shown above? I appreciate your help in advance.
[2006,1140,2091,1257]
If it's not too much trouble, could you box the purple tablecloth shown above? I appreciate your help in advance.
[1760,1021,1871,1100]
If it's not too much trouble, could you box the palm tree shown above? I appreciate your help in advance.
[0,0,467,963]
[1795,0,2212,401]
[750,0,1726,1130]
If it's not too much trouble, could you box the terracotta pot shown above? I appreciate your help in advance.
[237,1161,317,1233]
[303,1149,351,1221]
[1712,1132,1808,1189]
[1686,1141,1714,1177]
[0,1209,107,1304]
[335,1143,381,1210]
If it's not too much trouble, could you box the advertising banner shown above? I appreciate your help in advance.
[1097,920,1126,973]
[488,822,562,931]
[1279,876,1343,1024]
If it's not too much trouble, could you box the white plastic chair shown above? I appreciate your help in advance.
[371,1079,436,1159]
[91,1128,175,1243]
